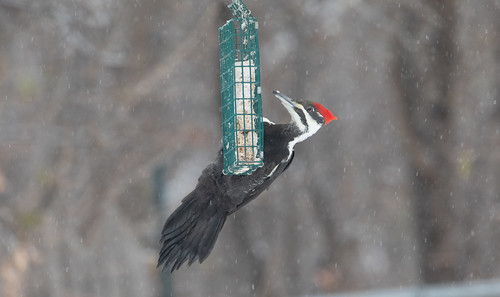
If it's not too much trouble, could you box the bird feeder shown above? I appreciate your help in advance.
[219,0,263,175]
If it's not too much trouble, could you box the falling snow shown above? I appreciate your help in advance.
[0,1,499,297]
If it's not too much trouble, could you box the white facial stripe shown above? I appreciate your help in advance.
[303,108,323,136]
[292,109,307,132]
[285,104,323,160]
[284,104,307,132]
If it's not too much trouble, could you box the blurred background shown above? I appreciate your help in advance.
[1,0,500,296]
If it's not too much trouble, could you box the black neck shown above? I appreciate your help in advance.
[263,122,302,154]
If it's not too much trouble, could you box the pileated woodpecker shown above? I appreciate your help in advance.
[158,90,336,271]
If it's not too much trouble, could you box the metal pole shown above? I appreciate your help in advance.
[154,165,173,297]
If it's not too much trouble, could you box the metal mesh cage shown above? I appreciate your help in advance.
[219,9,263,175]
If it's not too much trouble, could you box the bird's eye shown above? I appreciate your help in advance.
[306,106,314,112]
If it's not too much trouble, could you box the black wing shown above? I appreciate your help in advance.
[228,151,294,214]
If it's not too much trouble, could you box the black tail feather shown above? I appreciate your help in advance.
[157,190,227,272]
[198,215,226,262]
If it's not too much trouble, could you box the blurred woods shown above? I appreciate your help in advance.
[1,0,499,296]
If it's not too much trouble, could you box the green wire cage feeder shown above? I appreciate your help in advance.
[219,0,263,175]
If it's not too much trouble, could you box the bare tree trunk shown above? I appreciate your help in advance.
[392,0,461,283]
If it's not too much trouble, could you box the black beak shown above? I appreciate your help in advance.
[273,90,300,108]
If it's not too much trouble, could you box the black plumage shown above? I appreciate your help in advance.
[157,91,336,272]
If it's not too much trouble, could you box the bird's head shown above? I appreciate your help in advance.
[273,90,336,140]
